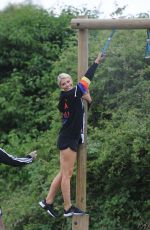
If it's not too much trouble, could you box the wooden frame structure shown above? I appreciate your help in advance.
[71,18,150,230]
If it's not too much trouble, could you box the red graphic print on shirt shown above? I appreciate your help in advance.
[62,99,70,123]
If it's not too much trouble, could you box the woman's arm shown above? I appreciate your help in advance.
[84,53,106,81]
[76,53,106,98]
[78,53,106,93]
[82,90,92,104]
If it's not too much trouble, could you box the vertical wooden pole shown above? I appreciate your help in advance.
[0,209,5,230]
[76,20,88,211]
[72,16,89,230]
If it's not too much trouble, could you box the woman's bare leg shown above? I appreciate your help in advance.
[60,148,76,211]
[45,147,76,210]
[46,171,62,204]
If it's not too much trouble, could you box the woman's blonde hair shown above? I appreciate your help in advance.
[57,73,72,86]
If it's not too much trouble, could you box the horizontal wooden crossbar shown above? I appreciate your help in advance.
[71,18,150,29]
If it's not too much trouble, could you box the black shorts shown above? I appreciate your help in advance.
[57,135,82,152]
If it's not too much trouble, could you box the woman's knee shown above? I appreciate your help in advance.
[62,169,73,180]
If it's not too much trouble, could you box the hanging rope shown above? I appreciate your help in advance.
[101,29,116,55]
[145,29,150,59]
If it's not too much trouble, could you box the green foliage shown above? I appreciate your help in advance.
[86,29,150,229]
[0,4,74,143]
[0,4,150,230]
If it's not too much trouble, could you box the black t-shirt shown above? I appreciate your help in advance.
[58,85,84,139]
[57,62,99,140]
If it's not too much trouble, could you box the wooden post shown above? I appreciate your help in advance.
[76,19,88,210]
[72,215,89,229]
[72,16,89,230]
[0,209,5,230]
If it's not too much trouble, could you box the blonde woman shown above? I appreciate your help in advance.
[39,53,105,218]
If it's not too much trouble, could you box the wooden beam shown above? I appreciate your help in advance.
[71,18,150,29]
